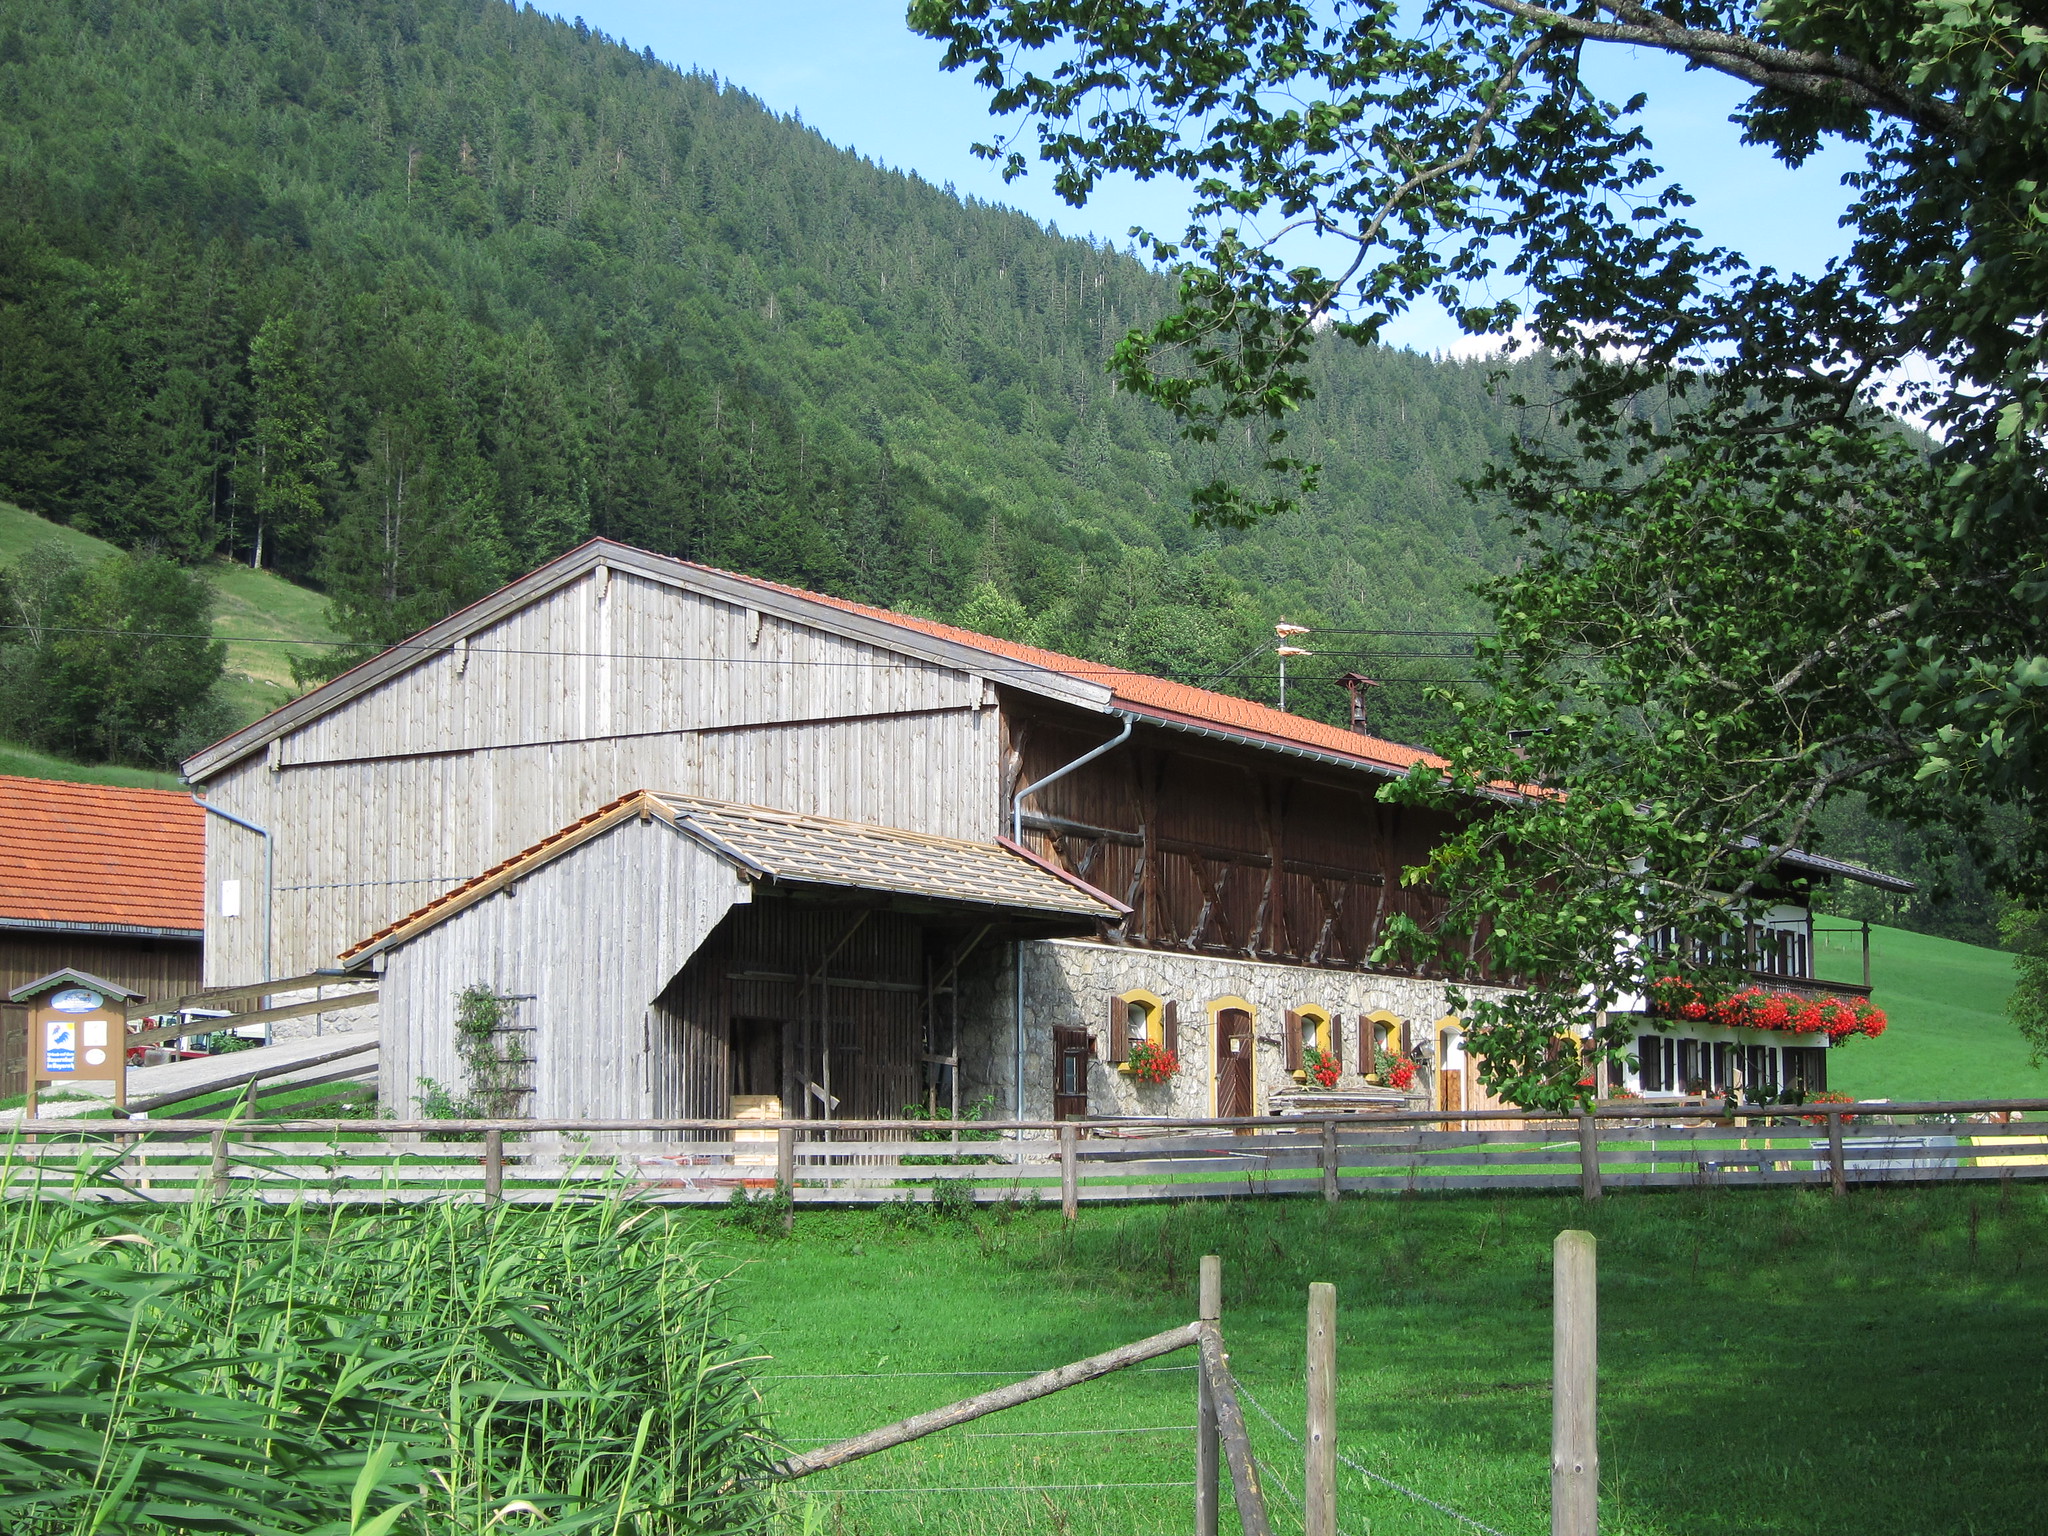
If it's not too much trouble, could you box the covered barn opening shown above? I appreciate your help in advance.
[655,892,1088,1126]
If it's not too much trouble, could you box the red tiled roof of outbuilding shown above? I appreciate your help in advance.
[0,775,205,935]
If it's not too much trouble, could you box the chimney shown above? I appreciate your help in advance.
[1338,672,1380,734]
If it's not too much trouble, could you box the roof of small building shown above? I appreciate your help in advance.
[0,776,204,938]
[7,966,148,1005]
[338,789,1128,964]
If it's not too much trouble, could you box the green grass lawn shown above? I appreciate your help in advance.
[719,1187,2048,1536]
[0,737,184,789]
[0,500,341,726]
[1814,921,2042,1100]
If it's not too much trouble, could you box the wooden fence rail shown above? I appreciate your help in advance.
[4,1100,2044,1205]
[771,1253,1272,1536]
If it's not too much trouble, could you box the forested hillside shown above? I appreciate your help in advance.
[0,0,1526,734]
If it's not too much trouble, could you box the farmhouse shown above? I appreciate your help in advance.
[0,776,205,1103]
[180,539,1907,1124]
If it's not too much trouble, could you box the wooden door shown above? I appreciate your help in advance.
[1053,1026,1092,1120]
[1,1006,24,1105]
[1215,1008,1254,1119]
[1440,1069,1463,1114]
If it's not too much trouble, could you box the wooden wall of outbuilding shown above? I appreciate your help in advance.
[1010,707,1505,984]
[374,816,743,1121]
[652,904,931,1122]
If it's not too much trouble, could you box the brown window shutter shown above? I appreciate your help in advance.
[1106,995,1128,1065]
[1285,1009,1303,1073]
[1161,1000,1178,1055]
[1399,1018,1412,1058]
[1330,1014,1345,1070]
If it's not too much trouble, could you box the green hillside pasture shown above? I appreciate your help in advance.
[730,1189,2048,1536]
[0,737,183,790]
[0,500,341,726]
[204,558,345,720]
[1815,921,2042,1100]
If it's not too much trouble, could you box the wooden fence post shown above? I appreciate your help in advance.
[1552,1230,1598,1536]
[777,1124,798,1234]
[1827,1109,1846,1197]
[483,1129,503,1205]
[209,1127,229,1200]
[1320,1119,1339,1204]
[1576,1115,1602,1202]
[1197,1254,1221,1536]
[1306,1281,1336,1536]
[1060,1122,1078,1220]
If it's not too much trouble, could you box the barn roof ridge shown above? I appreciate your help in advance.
[180,538,1436,783]
[337,789,1126,966]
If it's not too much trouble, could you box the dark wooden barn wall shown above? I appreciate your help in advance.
[652,904,930,1121]
[1,932,204,1103]
[0,933,202,1006]
[1007,709,1503,983]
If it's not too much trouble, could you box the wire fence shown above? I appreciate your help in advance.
[1238,1379,1525,1536]
[763,1337,1532,1535]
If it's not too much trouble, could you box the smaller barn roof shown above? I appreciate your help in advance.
[654,794,1130,916]
[339,791,1127,965]
[0,776,204,939]
[8,967,148,1004]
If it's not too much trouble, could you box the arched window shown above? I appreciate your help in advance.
[1107,989,1174,1067]
[1365,1010,1400,1064]
[1285,1006,1335,1077]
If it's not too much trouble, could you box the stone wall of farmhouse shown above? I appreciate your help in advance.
[958,938,1516,1120]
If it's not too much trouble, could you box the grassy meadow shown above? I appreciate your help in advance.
[1815,922,2041,1100]
[0,499,342,731]
[726,1187,2048,1536]
[0,1173,2042,1533]
[0,736,184,790]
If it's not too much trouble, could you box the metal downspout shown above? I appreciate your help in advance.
[195,798,273,986]
[1007,717,1135,1133]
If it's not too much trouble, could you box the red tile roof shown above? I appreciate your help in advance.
[0,776,205,935]
[688,559,1443,776]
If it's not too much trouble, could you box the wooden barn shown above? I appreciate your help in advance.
[175,539,1535,1124]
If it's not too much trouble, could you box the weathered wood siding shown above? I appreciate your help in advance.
[376,816,744,1120]
[199,566,1002,982]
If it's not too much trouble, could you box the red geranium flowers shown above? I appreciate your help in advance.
[1647,975,1886,1040]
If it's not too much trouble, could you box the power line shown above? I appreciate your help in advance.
[0,622,1501,689]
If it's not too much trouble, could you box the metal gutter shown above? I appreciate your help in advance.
[1006,716,1135,1136]
[0,915,203,941]
[1109,706,1417,781]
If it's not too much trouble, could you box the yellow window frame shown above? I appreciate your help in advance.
[1114,988,1166,1069]
[1292,1006,1334,1080]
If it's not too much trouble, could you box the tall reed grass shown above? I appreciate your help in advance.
[0,1193,777,1534]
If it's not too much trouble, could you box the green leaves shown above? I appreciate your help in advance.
[916,0,2048,903]
[0,1198,778,1536]
[0,545,231,768]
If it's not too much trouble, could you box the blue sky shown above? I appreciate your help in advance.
[574,1,1865,354]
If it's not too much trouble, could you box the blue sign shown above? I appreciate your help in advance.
[43,1020,75,1074]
